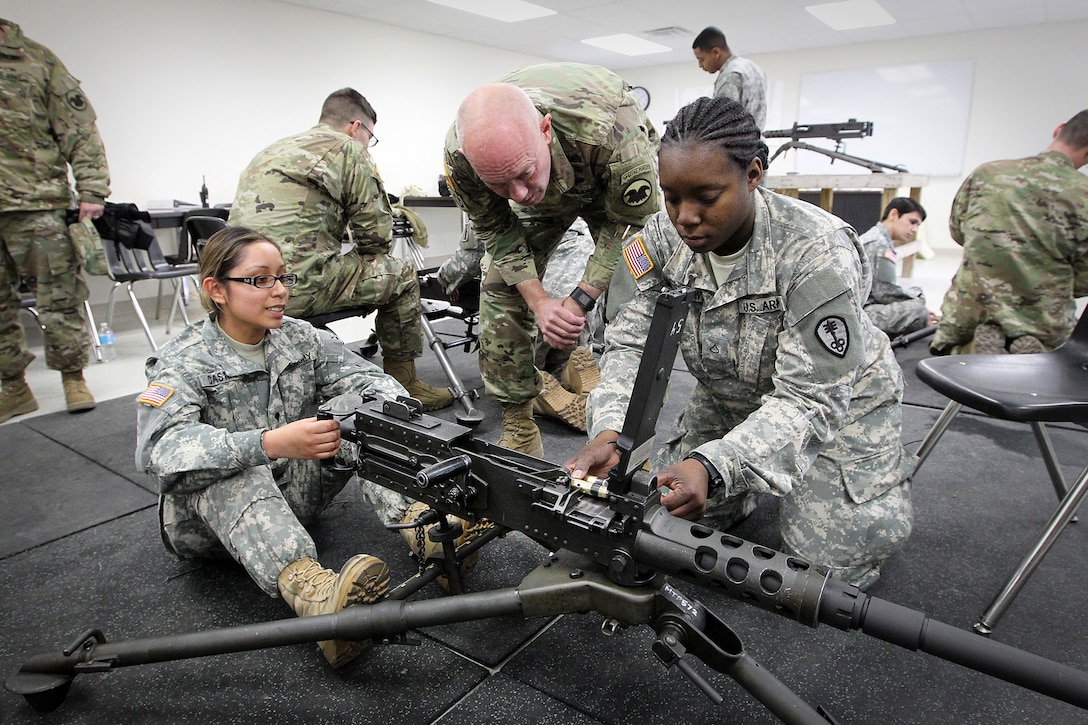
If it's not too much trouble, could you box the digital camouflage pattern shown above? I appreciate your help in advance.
[858,222,930,337]
[714,55,768,131]
[932,151,1088,354]
[443,63,661,404]
[136,317,415,596]
[229,123,422,359]
[588,190,916,588]
[0,19,109,377]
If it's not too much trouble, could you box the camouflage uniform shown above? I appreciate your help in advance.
[229,124,422,360]
[443,63,662,405]
[932,150,1088,354]
[714,55,768,130]
[135,316,415,596]
[588,191,916,588]
[437,217,604,364]
[0,19,109,378]
[858,222,930,337]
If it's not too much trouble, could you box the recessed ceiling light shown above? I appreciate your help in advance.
[581,33,671,56]
[805,0,895,31]
[425,0,556,23]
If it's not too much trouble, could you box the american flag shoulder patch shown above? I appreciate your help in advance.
[883,248,897,262]
[622,236,654,279]
[137,382,175,407]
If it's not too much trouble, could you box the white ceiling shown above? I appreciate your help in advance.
[267,0,1088,69]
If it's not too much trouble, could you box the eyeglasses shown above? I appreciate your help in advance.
[221,274,298,289]
[354,120,379,148]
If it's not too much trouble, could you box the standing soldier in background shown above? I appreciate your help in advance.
[230,88,452,411]
[692,26,768,131]
[0,18,107,422]
[444,63,662,457]
[931,110,1088,355]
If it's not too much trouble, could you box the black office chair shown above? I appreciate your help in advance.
[99,213,198,351]
[913,311,1088,634]
[170,208,230,265]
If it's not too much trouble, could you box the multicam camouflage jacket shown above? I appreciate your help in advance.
[443,62,661,292]
[0,18,110,211]
[933,150,1088,352]
[229,123,394,283]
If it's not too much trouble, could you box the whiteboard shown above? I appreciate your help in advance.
[781,60,974,176]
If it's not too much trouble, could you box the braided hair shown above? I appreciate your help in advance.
[661,96,768,171]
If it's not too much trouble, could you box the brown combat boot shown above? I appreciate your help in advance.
[1008,335,1048,354]
[399,501,494,591]
[61,370,96,413]
[278,554,391,668]
[967,324,1006,355]
[497,401,544,457]
[0,375,38,424]
[383,358,454,412]
[560,346,600,394]
[532,370,588,432]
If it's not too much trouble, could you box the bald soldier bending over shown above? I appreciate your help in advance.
[443,63,662,457]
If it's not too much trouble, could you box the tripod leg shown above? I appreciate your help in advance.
[421,314,484,426]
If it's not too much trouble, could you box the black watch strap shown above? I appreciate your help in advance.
[569,286,596,312]
[684,451,726,496]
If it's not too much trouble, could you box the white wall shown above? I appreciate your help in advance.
[4,0,547,206]
[5,2,1086,254]
[625,20,1088,250]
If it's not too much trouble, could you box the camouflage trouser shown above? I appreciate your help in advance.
[478,219,600,403]
[863,296,930,338]
[159,460,416,596]
[286,251,423,360]
[656,392,915,589]
[0,209,90,378]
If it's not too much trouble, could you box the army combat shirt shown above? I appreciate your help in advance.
[443,62,661,292]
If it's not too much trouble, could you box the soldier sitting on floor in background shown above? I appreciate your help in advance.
[858,197,939,338]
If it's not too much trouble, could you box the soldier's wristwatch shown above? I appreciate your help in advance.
[568,286,596,313]
[684,452,726,496]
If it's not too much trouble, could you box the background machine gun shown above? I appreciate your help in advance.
[7,290,1088,723]
[765,119,909,173]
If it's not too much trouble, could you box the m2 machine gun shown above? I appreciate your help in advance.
[7,289,1088,723]
[765,119,909,173]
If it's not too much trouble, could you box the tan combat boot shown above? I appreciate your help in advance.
[532,370,588,432]
[278,554,391,668]
[497,400,544,457]
[0,375,38,424]
[560,346,601,394]
[383,358,454,412]
[399,501,494,591]
[61,370,96,413]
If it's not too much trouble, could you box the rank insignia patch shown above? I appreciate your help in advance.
[815,316,850,358]
[622,236,654,279]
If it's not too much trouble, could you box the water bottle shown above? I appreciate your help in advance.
[97,322,117,362]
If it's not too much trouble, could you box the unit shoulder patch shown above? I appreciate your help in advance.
[814,315,850,358]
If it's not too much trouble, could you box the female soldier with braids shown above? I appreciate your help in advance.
[566,97,916,589]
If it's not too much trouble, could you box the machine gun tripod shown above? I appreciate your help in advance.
[7,290,1088,722]
[765,119,909,173]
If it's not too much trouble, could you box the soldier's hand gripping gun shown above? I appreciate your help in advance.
[7,290,1088,723]
[764,119,909,173]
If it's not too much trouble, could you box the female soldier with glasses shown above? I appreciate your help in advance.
[135,226,419,669]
